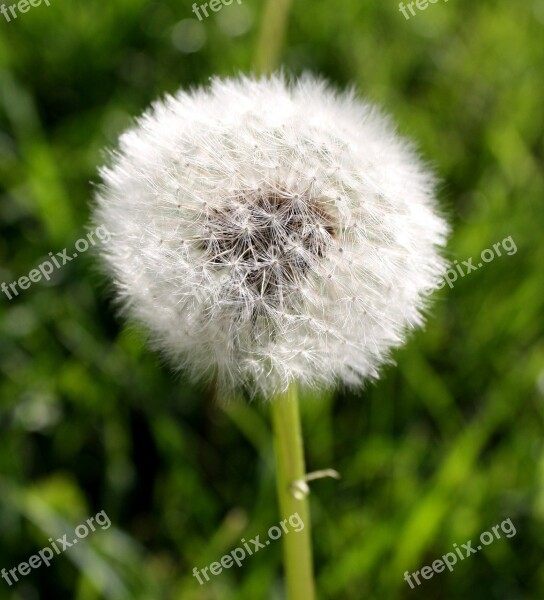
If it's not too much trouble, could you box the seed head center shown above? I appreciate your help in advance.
[202,189,335,301]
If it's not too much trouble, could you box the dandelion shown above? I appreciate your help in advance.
[94,74,448,398]
[93,73,448,600]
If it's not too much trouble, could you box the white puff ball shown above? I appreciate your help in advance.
[94,74,448,398]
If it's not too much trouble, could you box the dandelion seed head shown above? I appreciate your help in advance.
[94,74,449,397]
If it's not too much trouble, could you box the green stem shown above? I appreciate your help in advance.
[270,383,316,600]
[254,0,293,75]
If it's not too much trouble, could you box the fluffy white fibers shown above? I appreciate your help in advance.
[94,74,449,398]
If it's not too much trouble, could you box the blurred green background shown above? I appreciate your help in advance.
[1,0,543,598]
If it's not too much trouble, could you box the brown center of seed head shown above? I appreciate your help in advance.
[201,188,336,303]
